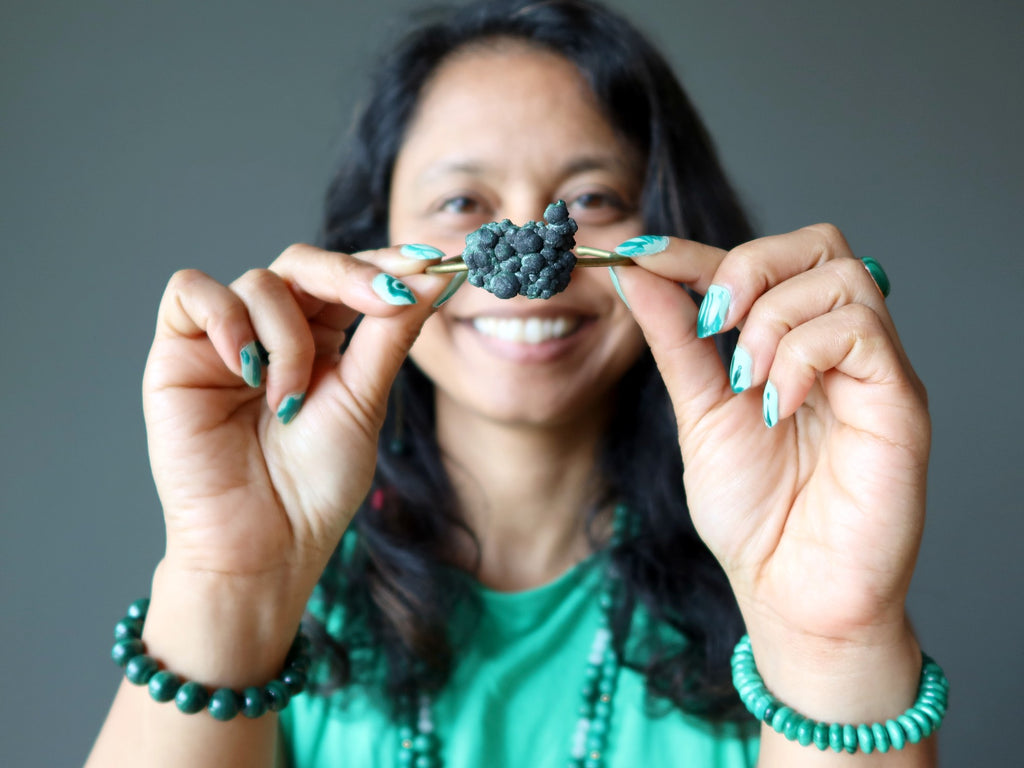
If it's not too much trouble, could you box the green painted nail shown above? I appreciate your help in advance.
[730,346,752,393]
[433,271,467,308]
[608,266,630,309]
[697,285,730,338]
[400,243,445,260]
[763,380,779,428]
[277,393,305,425]
[372,273,417,305]
[614,235,669,257]
[240,342,262,388]
[861,256,891,297]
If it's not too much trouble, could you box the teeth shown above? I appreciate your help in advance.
[471,316,580,343]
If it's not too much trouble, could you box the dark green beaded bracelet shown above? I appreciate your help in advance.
[730,634,950,755]
[109,597,310,721]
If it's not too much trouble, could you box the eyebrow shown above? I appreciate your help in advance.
[417,152,636,185]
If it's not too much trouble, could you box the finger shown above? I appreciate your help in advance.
[335,270,454,417]
[611,235,727,293]
[727,257,894,395]
[608,265,732,429]
[154,269,258,385]
[693,223,856,339]
[762,303,918,437]
[231,269,317,421]
[271,243,447,319]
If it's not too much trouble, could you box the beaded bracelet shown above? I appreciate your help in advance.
[730,634,949,754]
[110,598,311,721]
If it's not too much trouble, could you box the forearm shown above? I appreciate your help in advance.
[748,617,939,767]
[85,562,313,768]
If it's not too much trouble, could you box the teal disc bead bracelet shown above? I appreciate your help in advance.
[730,634,949,754]
[110,597,311,721]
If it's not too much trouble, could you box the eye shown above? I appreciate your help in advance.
[570,191,622,211]
[439,195,486,215]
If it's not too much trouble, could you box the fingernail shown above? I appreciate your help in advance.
[608,266,630,309]
[433,271,467,308]
[730,346,752,393]
[696,285,730,338]
[400,243,445,260]
[277,392,306,425]
[614,235,669,257]
[372,273,417,305]
[240,341,262,388]
[763,380,779,428]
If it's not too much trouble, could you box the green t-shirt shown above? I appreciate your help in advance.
[279,553,759,767]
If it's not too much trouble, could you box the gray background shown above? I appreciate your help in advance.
[2,0,1021,765]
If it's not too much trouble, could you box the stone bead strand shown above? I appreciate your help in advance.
[110,597,311,721]
[397,503,632,768]
[730,634,949,754]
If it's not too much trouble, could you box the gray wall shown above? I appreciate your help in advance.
[2,1,1021,765]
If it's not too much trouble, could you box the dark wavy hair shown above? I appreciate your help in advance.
[307,0,756,721]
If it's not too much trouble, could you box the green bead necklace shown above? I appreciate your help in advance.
[395,504,631,768]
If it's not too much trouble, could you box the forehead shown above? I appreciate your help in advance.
[395,42,635,178]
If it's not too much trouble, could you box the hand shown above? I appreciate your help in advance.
[612,226,930,651]
[143,243,455,594]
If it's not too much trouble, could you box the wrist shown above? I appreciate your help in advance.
[141,561,317,688]
[740,614,923,723]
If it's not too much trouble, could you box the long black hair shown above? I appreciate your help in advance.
[308,0,756,721]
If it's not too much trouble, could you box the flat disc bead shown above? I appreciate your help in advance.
[796,719,815,747]
[812,722,830,751]
[897,713,923,744]
[885,719,906,750]
[828,723,844,753]
[174,681,209,714]
[147,671,181,702]
[871,723,891,753]
[842,724,858,754]
[856,724,875,754]
[906,707,933,738]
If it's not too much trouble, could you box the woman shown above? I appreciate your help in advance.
[87,1,940,766]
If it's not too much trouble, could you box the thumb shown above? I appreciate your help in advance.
[610,265,732,433]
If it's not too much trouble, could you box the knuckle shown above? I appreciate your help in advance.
[236,267,282,294]
[803,222,849,262]
[167,268,207,293]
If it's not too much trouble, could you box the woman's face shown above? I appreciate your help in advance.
[390,43,648,429]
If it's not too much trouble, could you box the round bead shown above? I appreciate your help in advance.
[113,618,143,641]
[898,713,922,743]
[812,722,830,751]
[588,717,607,735]
[208,688,241,721]
[414,755,437,768]
[174,681,209,714]
[842,724,858,754]
[885,719,906,750]
[871,722,891,753]
[856,724,875,754]
[147,671,181,702]
[281,669,307,695]
[583,758,601,768]
[241,686,267,718]
[828,723,844,753]
[796,718,815,747]
[264,679,291,712]
[111,639,144,667]
[594,700,610,720]
[783,713,802,742]
[126,598,150,620]
[124,654,158,685]
[397,749,414,768]
[413,733,438,754]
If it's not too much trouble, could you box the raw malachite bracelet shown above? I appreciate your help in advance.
[731,634,949,754]
[110,598,311,721]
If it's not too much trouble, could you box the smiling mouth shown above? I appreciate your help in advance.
[470,315,584,343]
